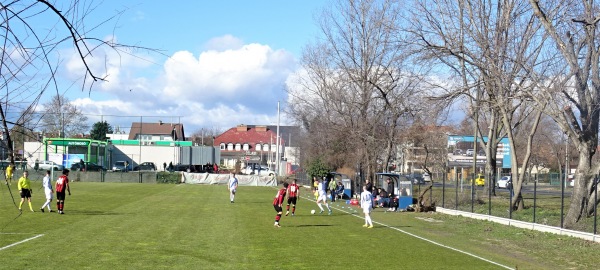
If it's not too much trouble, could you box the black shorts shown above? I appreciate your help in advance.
[56,191,66,201]
[274,205,283,213]
[20,189,31,198]
[287,196,297,205]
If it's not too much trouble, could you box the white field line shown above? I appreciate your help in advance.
[0,234,44,251]
[301,193,514,270]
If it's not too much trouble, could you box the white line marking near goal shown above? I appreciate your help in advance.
[302,193,514,270]
[0,234,44,251]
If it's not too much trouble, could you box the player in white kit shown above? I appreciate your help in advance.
[40,170,54,212]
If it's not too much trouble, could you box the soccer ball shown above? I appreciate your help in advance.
[311,209,316,215]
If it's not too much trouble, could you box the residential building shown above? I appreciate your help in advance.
[214,124,300,174]
[126,121,185,145]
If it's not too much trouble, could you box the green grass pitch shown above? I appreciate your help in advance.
[1,182,593,269]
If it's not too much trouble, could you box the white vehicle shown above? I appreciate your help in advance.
[244,164,276,176]
[497,176,511,188]
[36,160,64,171]
[466,149,474,156]
[568,174,574,187]
[423,173,431,182]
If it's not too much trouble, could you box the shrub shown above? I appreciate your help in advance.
[157,172,181,184]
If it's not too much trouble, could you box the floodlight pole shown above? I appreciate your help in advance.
[276,101,280,175]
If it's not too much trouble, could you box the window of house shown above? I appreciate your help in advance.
[243,143,249,151]
[256,144,262,151]
[235,143,242,151]
[263,144,269,151]
[220,143,226,150]
[227,143,234,151]
[270,144,276,152]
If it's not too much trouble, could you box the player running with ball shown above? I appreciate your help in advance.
[315,178,332,215]
[273,182,288,227]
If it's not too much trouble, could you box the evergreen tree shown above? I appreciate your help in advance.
[90,121,113,141]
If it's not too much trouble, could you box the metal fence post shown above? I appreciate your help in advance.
[561,172,565,228]
[471,172,475,213]
[509,183,513,220]
[442,169,446,208]
[533,174,537,224]
[488,171,492,216]
[594,174,598,235]
[455,171,459,210]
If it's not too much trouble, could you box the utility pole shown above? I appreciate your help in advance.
[276,101,280,175]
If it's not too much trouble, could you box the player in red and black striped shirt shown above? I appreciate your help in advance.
[285,179,300,216]
[273,182,288,227]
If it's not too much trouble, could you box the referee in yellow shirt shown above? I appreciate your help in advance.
[18,171,34,212]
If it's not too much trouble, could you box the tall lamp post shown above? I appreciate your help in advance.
[259,141,263,166]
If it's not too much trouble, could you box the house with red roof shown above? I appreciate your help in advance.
[214,124,300,174]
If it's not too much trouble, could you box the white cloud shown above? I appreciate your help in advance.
[61,37,298,132]
[204,35,244,51]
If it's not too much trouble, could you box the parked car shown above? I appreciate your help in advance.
[36,160,64,171]
[168,163,192,172]
[244,164,276,176]
[497,176,511,188]
[71,162,106,171]
[466,149,474,156]
[406,173,425,185]
[112,161,132,172]
[133,162,157,171]
[470,174,485,186]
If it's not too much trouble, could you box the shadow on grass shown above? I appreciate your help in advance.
[295,224,334,227]
[66,210,123,216]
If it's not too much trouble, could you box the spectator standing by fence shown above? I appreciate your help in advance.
[386,178,394,198]
[329,177,337,202]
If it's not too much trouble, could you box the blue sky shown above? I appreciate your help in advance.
[46,1,330,134]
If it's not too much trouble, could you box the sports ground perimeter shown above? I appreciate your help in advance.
[1,182,597,269]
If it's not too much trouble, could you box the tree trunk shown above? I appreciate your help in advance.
[564,145,594,227]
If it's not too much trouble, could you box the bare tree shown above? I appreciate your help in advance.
[528,0,600,227]
[189,127,224,146]
[40,95,88,137]
[288,0,426,181]
[409,0,548,210]
[0,1,154,164]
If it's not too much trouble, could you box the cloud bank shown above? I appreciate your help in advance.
[63,35,297,133]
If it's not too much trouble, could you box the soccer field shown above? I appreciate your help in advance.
[0,182,594,269]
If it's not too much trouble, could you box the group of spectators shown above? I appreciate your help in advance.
[365,178,398,211]
[311,174,345,202]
